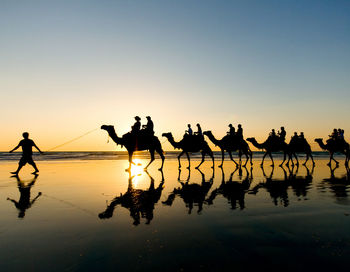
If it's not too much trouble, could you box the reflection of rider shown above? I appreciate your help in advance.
[131,116,141,134]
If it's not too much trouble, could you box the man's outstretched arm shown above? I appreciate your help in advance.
[33,142,43,154]
[9,143,20,153]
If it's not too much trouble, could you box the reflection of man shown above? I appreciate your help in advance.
[9,132,43,175]
[7,174,41,218]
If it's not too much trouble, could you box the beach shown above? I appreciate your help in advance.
[1,153,350,271]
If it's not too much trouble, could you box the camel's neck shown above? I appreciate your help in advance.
[206,133,221,146]
[167,135,181,149]
[250,139,264,149]
[106,128,124,145]
[316,140,327,150]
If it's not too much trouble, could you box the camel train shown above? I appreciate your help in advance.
[101,118,349,169]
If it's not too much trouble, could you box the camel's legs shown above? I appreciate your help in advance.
[228,151,239,166]
[156,147,165,170]
[261,152,268,166]
[144,149,155,170]
[219,149,225,168]
[279,152,286,166]
[178,151,185,168]
[243,151,249,167]
[209,150,215,168]
[293,153,299,166]
[127,151,134,170]
[269,152,275,166]
[186,152,191,169]
[310,153,315,165]
[249,150,253,165]
[196,152,205,169]
[328,152,339,166]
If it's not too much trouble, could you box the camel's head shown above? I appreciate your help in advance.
[162,132,172,138]
[246,137,255,143]
[98,210,113,219]
[101,125,114,131]
[203,131,212,136]
[314,138,323,143]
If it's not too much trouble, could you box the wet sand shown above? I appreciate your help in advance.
[1,157,350,271]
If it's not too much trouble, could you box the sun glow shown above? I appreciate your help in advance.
[129,159,144,186]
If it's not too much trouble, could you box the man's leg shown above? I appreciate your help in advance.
[11,158,26,175]
[28,157,39,173]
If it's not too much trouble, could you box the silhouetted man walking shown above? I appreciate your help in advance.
[9,132,43,175]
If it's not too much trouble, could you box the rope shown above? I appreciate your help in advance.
[42,193,95,216]
[45,128,99,152]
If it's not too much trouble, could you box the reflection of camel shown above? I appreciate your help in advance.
[246,137,288,166]
[101,125,165,170]
[320,165,350,203]
[207,166,252,210]
[249,166,290,207]
[288,164,314,200]
[203,131,253,167]
[99,170,164,225]
[162,132,214,169]
[162,168,214,214]
[7,174,41,218]
[287,138,315,166]
[314,138,349,166]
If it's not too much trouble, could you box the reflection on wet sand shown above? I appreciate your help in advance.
[99,170,164,225]
[207,166,252,210]
[250,165,314,207]
[318,165,350,204]
[7,174,42,218]
[162,168,214,214]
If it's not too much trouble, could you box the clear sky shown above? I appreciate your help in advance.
[1,0,349,151]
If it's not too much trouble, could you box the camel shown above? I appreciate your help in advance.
[101,125,165,170]
[162,132,214,169]
[203,131,253,167]
[314,138,349,166]
[162,168,214,214]
[286,137,315,166]
[99,170,164,225]
[206,166,252,210]
[246,137,288,166]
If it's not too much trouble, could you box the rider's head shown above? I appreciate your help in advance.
[22,132,29,139]
[135,116,141,121]
[281,126,285,130]
[294,132,298,136]
[146,116,151,120]
[229,124,232,127]
[238,124,242,128]
[196,123,200,127]
[187,124,191,128]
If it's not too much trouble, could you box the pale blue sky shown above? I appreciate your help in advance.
[1,0,349,150]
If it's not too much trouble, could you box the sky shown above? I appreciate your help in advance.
[1,0,350,151]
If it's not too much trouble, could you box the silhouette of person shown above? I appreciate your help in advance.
[7,174,41,218]
[9,132,43,175]
[143,116,154,135]
[290,132,298,145]
[236,124,243,140]
[131,116,141,134]
[195,123,202,136]
[278,126,286,141]
[340,129,345,140]
[186,124,193,135]
[227,124,235,136]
